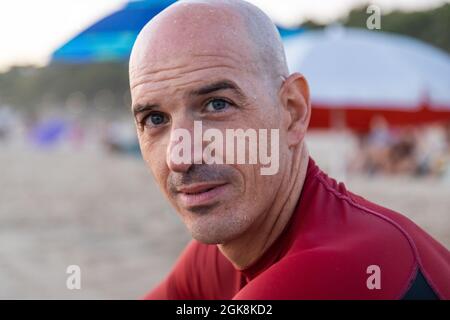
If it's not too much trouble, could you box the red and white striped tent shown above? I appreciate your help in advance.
[283,27,450,132]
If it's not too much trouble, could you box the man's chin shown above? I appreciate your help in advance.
[190,229,239,245]
[184,209,252,245]
[185,203,220,215]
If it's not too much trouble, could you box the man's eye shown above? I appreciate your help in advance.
[144,112,168,127]
[205,99,232,112]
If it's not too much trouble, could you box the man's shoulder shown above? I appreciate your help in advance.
[305,169,422,260]
[237,168,450,299]
[332,181,450,299]
[311,167,448,267]
[234,244,416,299]
[235,224,446,300]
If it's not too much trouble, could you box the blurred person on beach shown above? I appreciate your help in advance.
[357,116,393,175]
[0,106,15,142]
[129,0,450,299]
[351,121,450,178]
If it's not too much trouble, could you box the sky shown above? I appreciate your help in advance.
[0,0,447,71]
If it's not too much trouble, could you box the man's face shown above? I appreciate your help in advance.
[129,10,290,244]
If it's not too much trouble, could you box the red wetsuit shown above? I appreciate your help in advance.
[144,158,450,299]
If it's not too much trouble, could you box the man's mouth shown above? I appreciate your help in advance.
[176,182,229,208]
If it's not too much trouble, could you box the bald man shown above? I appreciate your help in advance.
[129,0,450,300]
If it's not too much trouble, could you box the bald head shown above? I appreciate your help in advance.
[129,0,288,89]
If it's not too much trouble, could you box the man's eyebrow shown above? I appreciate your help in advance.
[132,80,245,115]
[190,80,246,99]
[132,104,159,116]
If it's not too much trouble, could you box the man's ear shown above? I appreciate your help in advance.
[279,73,311,147]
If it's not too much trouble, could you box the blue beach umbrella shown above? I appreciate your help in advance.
[52,0,303,63]
[52,0,177,63]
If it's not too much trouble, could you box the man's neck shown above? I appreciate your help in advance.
[218,144,310,270]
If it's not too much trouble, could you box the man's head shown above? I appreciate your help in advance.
[129,0,311,244]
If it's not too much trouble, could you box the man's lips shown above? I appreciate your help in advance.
[176,182,229,208]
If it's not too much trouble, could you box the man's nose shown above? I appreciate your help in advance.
[166,122,203,173]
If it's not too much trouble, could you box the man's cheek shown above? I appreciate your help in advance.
[147,160,164,180]
[138,134,151,151]
[148,159,170,189]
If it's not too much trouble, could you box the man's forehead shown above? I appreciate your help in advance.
[130,49,254,90]
[130,61,252,108]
